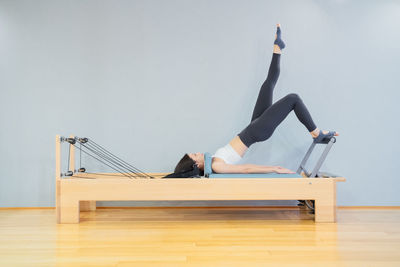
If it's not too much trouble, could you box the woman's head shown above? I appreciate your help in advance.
[174,152,204,173]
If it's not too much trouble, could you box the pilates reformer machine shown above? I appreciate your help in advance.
[55,135,345,224]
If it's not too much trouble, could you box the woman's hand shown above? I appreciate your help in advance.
[274,166,296,174]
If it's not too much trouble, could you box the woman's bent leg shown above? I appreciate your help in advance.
[251,53,281,122]
[239,93,317,147]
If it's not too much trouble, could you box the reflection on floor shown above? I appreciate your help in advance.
[0,207,399,266]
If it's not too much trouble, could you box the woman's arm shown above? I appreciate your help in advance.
[212,161,295,174]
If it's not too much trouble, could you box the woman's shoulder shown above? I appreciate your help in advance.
[212,157,226,164]
[211,157,228,173]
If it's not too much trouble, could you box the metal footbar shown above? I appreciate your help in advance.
[297,136,338,213]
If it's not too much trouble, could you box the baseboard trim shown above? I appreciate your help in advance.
[95,206,302,209]
[0,207,54,210]
[1,206,400,210]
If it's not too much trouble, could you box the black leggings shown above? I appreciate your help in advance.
[238,53,317,148]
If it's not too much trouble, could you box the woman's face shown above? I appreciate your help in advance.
[188,152,204,170]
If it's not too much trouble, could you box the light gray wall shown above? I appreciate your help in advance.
[1,0,399,207]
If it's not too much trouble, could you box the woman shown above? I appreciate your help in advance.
[174,24,338,175]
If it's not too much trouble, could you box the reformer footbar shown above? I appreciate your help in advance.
[296,136,338,213]
[297,136,337,178]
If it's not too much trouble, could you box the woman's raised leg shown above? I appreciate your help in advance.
[251,24,286,122]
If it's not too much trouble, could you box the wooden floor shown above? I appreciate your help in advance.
[0,207,399,266]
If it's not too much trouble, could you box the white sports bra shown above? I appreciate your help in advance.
[212,143,242,165]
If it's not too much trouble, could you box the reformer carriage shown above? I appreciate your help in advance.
[55,135,345,224]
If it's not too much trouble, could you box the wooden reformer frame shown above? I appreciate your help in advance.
[55,135,346,224]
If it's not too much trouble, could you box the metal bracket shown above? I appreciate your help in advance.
[297,137,336,178]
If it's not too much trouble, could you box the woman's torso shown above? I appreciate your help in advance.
[212,143,242,165]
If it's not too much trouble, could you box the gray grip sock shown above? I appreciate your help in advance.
[274,27,286,50]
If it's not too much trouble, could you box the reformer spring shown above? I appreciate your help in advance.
[61,136,154,179]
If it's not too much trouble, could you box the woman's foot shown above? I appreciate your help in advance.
[274,23,286,51]
[311,128,339,142]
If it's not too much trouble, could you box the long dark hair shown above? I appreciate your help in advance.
[167,153,204,177]
[174,154,196,173]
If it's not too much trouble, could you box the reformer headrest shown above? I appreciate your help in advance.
[204,152,212,177]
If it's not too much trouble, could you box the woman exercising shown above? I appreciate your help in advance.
[174,24,338,175]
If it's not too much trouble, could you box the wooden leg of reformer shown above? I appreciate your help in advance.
[314,182,337,223]
[58,197,80,224]
[80,201,96,211]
